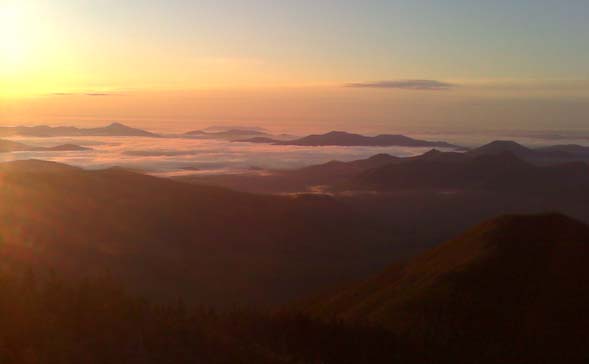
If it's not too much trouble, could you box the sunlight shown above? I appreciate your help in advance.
[0,1,65,97]
[0,3,32,70]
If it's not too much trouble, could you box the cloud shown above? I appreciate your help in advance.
[1,135,440,176]
[346,79,456,91]
[50,93,74,96]
[85,93,113,97]
[49,92,118,97]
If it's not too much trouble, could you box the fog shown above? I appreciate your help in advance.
[2,128,588,177]
[0,136,446,176]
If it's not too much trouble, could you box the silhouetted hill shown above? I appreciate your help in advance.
[239,131,460,148]
[404,148,466,163]
[0,139,40,152]
[470,140,589,163]
[44,143,92,151]
[353,152,589,193]
[177,148,589,196]
[536,143,589,156]
[308,213,589,363]
[0,123,159,137]
[0,139,91,152]
[177,153,400,194]
[237,136,279,143]
[469,140,533,157]
[84,122,159,137]
[0,160,399,307]
[292,153,399,180]
[185,128,270,140]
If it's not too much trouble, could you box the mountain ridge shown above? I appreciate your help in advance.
[238,130,461,148]
[0,122,160,137]
[305,212,589,362]
[0,139,91,153]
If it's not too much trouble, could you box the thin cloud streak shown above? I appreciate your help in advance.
[48,92,120,97]
[346,79,456,91]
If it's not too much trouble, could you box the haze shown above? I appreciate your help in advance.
[2,0,588,134]
[2,1,589,363]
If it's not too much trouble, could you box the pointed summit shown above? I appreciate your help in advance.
[85,123,160,137]
[470,140,532,157]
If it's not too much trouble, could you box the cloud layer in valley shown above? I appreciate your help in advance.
[0,136,448,176]
[2,128,588,178]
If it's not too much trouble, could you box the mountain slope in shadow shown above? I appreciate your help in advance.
[0,159,399,307]
[177,153,400,194]
[352,151,589,193]
[307,213,589,363]
[178,141,589,195]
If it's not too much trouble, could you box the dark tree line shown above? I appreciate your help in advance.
[0,269,403,364]
[1,268,584,364]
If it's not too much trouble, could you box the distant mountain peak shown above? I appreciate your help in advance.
[367,153,395,160]
[485,140,528,148]
[473,140,531,154]
[325,130,355,136]
[87,123,159,137]
[106,122,131,128]
[422,148,443,156]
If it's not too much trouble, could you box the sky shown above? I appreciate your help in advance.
[1,0,588,133]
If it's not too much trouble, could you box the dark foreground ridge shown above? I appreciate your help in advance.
[306,213,589,363]
[1,213,588,363]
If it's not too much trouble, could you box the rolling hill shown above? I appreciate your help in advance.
[181,149,589,196]
[353,152,589,193]
[0,159,398,307]
[177,153,400,194]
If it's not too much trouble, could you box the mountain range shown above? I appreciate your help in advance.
[0,139,91,153]
[1,156,589,362]
[183,127,297,141]
[0,122,160,137]
[8,155,588,310]
[0,159,399,307]
[185,128,269,139]
[238,130,461,148]
[352,151,589,193]
[178,140,589,195]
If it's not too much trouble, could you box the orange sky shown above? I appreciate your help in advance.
[1,1,588,132]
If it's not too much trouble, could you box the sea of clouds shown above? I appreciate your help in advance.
[0,136,449,176]
[2,129,588,177]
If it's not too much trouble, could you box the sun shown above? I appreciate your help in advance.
[0,3,31,69]
[0,2,63,97]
